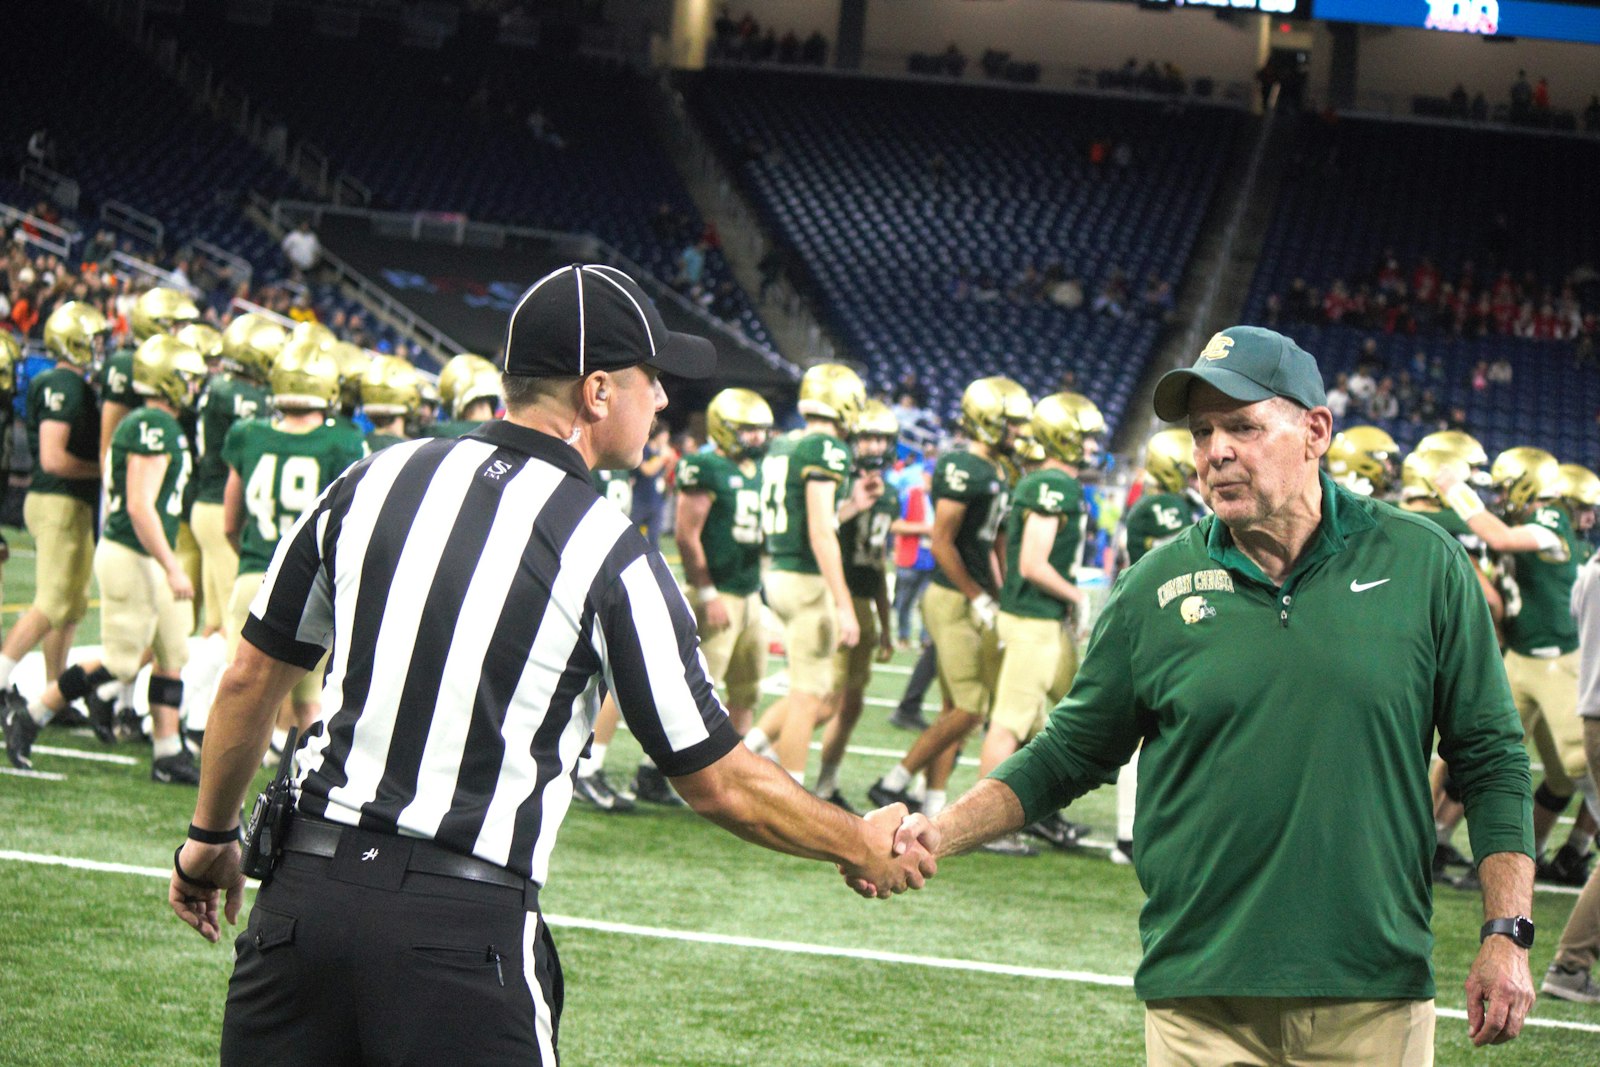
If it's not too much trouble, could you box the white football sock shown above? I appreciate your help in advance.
[26,698,54,727]
[882,764,912,792]
[814,760,841,798]
[152,734,182,759]
[0,654,17,690]
[922,790,946,817]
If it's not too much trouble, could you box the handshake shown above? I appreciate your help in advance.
[839,804,943,899]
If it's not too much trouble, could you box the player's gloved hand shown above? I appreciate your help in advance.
[968,592,998,631]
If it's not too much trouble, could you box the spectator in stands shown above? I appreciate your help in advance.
[525,107,565,149]
[1586,97,1600,132]
[1487,356,1513,386]
[1510,70,1533,121]
[280,221,321,278]
[801,31,828,66]
[1446,405,1471,432]
[1346,362,1376,404]
[1141,276,1174,320]
[1533,77,1550,113]
[9,280,43,338]
[1048,272,1084,311]
[1471,92,1489,122]
[675,240,708,292]
[25,128,54,168]
[83,230,116,271]
[778,30,800,64]
[1111,142,1133,169]
[897,371,927,409]
[1449,84,1469,118]
[941,43,967,78]
[1284,278,1315,323]
[1325,374,1350,419]
[1092,268,1128,317]
[1417,389,1441,424]
[1367,378,1398,421]
[1471,361,1489,392]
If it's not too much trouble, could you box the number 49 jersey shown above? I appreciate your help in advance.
[762,431,853,575]
[223,417,369,576]
[103,407,192,555]
[677,450,764,596]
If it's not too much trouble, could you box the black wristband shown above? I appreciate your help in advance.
[187,822,242,845]
[173,845,218,890]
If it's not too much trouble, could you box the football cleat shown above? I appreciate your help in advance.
[1022,812,1089,850]
[573,770,637,813]
[1110,839,1134,866]
[887,707,930,732]
[85,691,118,745]
[151,748,202,786]
[49,703,89,728]
[1536,843,1594,888]
[4,690,40,770]
[630,763,684,807]
[822,789,859,816]
[979,833,1038,857]
[866,778,921,814]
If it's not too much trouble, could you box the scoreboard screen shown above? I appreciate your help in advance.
[1310,0,1600,45]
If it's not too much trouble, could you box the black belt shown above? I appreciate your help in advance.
[283,815,535,898]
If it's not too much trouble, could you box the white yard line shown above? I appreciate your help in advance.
[32,745,138,766]
[0,849,1595,1034]
[0,768,66,781]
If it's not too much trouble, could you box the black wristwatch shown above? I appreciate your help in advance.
[1480,916,1535,949]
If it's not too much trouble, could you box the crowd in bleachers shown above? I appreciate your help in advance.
[710,9,829,67]
[1422,71,1600,133]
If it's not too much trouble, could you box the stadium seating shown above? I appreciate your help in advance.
[1247,115,1600,467]
[687,69,1246,430]
[145,6,774,350]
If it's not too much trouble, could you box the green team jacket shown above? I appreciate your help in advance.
[677,450,764,596]
[994,473,1532,1001]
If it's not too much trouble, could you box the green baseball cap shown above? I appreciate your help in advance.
[1153,326,1327,422]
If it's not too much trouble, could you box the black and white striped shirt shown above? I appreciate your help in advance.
[243,419,739,885]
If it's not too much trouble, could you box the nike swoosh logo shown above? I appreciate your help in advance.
[1350,579,1391,593]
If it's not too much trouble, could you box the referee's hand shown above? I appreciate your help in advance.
[842,804,937,899]
[170,840,246,943]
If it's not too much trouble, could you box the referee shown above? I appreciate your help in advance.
[169,263,934,1066]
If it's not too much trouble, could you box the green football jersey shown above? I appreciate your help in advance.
[1125,491,1197,566]
[424,419,483,439]
[25,367,100,505]
[1000,469,1084,620]
[928,448,1008,596]
[677,450,764,596]
[223,418,369,575]
[367,431,409,453]
[103,407,191,554]
[1503,504,1582,656]
[593,468,634,516]
[841,482,901,599]
[762,430,852,575]
[194,374,272,504]
[100,348,138,407]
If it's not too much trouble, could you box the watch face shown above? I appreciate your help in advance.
[1513,916,1536,946]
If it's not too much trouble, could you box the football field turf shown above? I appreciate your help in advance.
[2,532,1598,1065]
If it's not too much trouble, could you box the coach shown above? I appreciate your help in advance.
[169,263,933,1065]
[877,327,1536,1063]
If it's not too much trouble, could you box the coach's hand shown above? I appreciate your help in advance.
[170,839,246,943]
[843,804,937,899]
[1465,934,1534,1046]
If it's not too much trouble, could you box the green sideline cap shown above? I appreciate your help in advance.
[1153,326,1326,422]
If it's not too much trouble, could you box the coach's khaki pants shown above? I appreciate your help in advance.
[1145,996,1435,1066]
[1552,718,1600,973]
[693,589,767,709]
[23,492,95,627]
[229,572,325,704]
[190,501,238,633]
[1505,649,1587,794]
[95,539,192,681]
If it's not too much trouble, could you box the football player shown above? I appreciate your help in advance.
[1324,424,1400,499]
[361,354,426,452]
[222,337,368,753]
[869,376,1031,817]
[101,286,199,464]
[188,315,283,639]
[0,303,107,702]
[1436,447,1593,882]
[328,341,373,425]
[429,353,501,437]
[6,336,208,782]
[977,392,1101,855]
[1122,428,1203,568]
[758,363,874,785]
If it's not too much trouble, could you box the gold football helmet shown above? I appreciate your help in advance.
[271,337,341,410]
[174,322,224,362]
[453,368,502,420]
[1399,449,1469,502]
[1490,447,1560,513]
[851,398,900,471]
[43,301,111,367]
[360,355,424,419]
[1030,391,1103,466]
[130,287,201,341]
[1415,430,1488,469]
[1326,425,1400,497]
[329,342,373,411]
[438,353,498,418]
[0,332,19,395]
[1144,428,1195,494]
[1554,463,1600,511]
[960,376,1033,450]
[706,388,775,460]
[132,335,209,410]
[796,363,867,432]
[222,314,288,382]
[1013,435,1047,465]
[290,320,339,353]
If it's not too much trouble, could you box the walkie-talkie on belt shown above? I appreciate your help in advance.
[240,721,323,880]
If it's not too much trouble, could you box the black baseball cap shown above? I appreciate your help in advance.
[1152,326,1326,422]
[501,263,717,380]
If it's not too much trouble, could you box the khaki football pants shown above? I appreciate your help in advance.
[1505,649,1587,794]
[228,572,325,704]
[190,501,239,634]
[95,539,192,680]
[23,493,95,627]
[692,589,767,710]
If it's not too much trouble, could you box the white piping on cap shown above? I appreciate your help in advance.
[574,265,586,376]
[585,265,657,357]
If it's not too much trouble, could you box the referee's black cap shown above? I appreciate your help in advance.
[502,263,717,380]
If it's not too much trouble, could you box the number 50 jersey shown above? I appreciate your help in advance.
[222,417,369,576]
[676,450,764,596]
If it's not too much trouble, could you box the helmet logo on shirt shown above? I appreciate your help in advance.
[1180,595,1216,625]
[1199,334,1234,362]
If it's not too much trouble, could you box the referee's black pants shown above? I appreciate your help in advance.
[221,841,562,1065]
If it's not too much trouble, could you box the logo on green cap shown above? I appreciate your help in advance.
[1200,334,1234,362]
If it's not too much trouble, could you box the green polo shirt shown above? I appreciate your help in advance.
[994,473,1531,1002]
